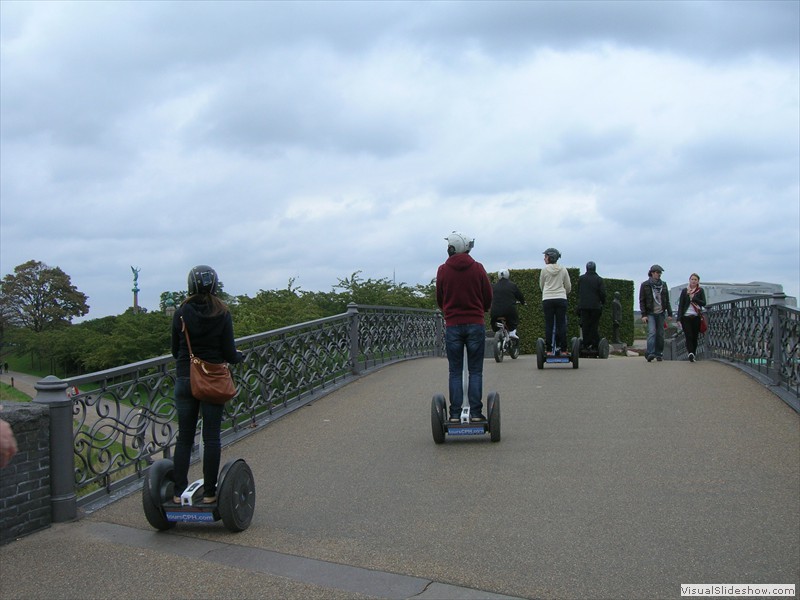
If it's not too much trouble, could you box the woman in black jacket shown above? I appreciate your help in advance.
[171,265,243,503]
[677,273,707,362]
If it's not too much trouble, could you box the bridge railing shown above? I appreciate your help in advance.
[34,304,443,516]
[671,293,799,406]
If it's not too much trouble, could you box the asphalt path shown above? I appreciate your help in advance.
[0,355,798,599]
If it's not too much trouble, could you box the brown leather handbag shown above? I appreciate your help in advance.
[181,316,237,404]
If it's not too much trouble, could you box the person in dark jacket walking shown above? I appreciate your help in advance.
[638,264,672,362]
[436,232,493,422]
[677,273,707,362]
[577,261,606,351]
[171,265,243,504]
[490,269,526,339]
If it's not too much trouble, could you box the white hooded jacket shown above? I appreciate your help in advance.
[539,264,571,300]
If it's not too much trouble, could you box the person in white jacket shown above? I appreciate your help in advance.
[539,248,571,354]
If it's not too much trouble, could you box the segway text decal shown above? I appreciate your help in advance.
[166,511,216,523]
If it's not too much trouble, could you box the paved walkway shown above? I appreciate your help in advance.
[0,355,798,599]
[0,370,38,399]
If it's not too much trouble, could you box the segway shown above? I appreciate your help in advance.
[431,347,500,443]
[535,328,581,370]
[142,457,256,532]
[579,337,610,359]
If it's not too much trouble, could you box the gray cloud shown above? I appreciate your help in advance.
[1,0,797,319]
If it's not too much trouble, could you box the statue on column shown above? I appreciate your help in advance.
[131,266,141,313]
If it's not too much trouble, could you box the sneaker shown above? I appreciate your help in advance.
[656,356,663,362]
[470,414,487,422]
[646,355,654,362]
[688,353,695,362]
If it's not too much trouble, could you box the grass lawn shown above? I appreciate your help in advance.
[0,381,31,402]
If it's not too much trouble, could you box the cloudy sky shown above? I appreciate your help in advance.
[1,0,798,319]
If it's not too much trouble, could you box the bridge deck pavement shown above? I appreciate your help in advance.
[1,356,798,600]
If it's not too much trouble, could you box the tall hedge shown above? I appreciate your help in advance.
[486,268,635,354]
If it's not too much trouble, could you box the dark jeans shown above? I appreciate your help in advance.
[445,324,485,418]
[580,308,602,349]
[543,298,568,352]
[681,315,701,355]
[173,377,225,497]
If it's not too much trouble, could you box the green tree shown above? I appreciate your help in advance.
[231,279,327,337]
[81,312,171,371]
[333,271,436,309]
[0,260,89,332]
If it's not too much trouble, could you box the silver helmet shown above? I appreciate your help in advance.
[445,231,475,256]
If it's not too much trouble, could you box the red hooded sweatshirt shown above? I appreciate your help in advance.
[436,253,493,326]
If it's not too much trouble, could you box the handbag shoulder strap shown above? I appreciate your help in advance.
[180,316,195,358]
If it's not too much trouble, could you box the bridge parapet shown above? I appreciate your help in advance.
[25,305,442,514]
[669,293,799,408]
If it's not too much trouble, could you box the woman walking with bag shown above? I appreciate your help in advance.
[171,265,243,504]
[677,273,707,362]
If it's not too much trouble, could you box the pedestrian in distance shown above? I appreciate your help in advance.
[638,264,673,362]
[577,261,606,351]
[436,232,493,423]
[677,273,707,362]
[490,269,526,340]
[171,265,243,504]
[539,248,571,354]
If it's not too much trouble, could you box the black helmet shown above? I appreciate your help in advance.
[543,248,561,263]
[188,265,218,295]
[586,261,596,272]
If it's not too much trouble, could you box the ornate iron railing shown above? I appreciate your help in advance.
[672,294,799,407]
[58,304,443,508]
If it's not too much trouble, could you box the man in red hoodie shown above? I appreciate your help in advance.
[436,232,493,422]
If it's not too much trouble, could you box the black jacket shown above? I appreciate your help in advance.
[490,278,526,317]
[577,271,606,311]
[171,298,242,378]
[677,286,707,318]
[639,280,672,317]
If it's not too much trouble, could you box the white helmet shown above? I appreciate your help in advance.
[445,231,474,256]
[499,269,510,280]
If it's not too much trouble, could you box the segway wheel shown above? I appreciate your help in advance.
[536,338,545,370]
[217,459,256,532]
[431,394,446,444]
[598,338,609,359]
[509,338,520,360]
[142,459,176,531]
[493,332,504,363]
[572,337,581,369]
[487,391,501,443]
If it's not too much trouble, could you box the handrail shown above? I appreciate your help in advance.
[671,293,799,410]
[46,304,443,509]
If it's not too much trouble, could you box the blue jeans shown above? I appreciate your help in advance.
[646,312,666,358]
[445,324,485,418]
[173,377,225,497]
